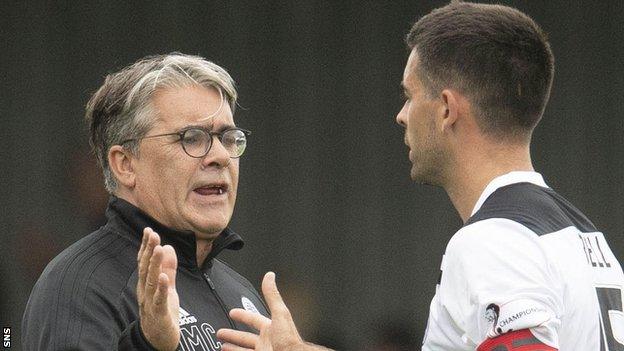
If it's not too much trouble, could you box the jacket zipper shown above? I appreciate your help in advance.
[202,272,236,329]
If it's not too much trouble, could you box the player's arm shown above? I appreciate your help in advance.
[432,220,562,349]
[477,329,557,351]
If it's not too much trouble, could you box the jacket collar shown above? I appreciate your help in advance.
[106,196,244,269]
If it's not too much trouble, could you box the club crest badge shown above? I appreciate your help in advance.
[241,296,260,314]
[485,303,500,325]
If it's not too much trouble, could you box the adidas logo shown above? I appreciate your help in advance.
[179,307,198,326]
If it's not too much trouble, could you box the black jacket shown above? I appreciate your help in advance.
[22,196,269,350]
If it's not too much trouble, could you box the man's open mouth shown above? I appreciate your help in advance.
[193,184,228,195]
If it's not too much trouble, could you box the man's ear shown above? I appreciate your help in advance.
[108,145,136,189]
[439,89,461,133]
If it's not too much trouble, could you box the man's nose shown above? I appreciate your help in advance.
[396,105,407,127]
[202,136,231,169]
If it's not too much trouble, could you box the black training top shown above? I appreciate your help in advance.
[22,196,269,350]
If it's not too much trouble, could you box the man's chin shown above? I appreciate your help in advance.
[194,229,224,240]
[188,201,232,220]
[410,167,441,187]
[190,219,228,237]
[410,166,424,182]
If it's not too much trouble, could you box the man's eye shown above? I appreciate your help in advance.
[222,133,237,145]
[182,130,204,145]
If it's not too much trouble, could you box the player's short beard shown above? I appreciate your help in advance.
[410,156,445,187]
[409,132,448,188]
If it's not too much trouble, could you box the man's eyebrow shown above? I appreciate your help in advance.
[401,82,411,97]
[178,123,236,132]
[176,123,212,133]
[401,82,410,92]
[214,124,236,132]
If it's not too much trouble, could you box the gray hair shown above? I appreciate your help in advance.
[85,53,238,193]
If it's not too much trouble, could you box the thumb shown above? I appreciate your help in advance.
[262,272,288,317]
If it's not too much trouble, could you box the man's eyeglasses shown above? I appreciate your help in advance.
[121,127,251,158]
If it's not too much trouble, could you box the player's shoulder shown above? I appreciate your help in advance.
[448,217,540,260]
[466,182,596,236]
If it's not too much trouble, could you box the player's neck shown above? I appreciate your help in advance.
[444,142,533,223]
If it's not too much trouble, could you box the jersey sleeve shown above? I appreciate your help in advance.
[437,218,563,348]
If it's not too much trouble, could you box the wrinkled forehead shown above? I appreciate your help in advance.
[195,87,227,123]
[151,85,234,129]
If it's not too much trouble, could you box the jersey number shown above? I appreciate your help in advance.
[597,287,624,351]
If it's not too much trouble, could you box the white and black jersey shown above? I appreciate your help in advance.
[422,172,624,350]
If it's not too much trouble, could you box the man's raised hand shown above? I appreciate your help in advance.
[137,227,181,351]
[217,272,330,351]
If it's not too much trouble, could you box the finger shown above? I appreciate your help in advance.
[140,228,159,266]
[137,228,156,299]
[262,272,290,318]
[221,343,254,351]
[139,229,159,282]
[145,245,164,299]
[137,227,150,262]
[161,245,178,290]
[153,272,169,308]
[229,308,271,331]
[217,329,259,349]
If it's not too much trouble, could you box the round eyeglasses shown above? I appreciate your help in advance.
[121,127,251,158]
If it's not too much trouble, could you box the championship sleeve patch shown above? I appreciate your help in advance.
[484,299,552,338]
[477,329,557,351]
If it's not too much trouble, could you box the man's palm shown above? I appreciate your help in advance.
[137,228,181,351]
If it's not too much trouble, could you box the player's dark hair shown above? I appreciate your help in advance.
[406,2,554,141]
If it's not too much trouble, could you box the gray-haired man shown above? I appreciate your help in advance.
[22,53,268,350]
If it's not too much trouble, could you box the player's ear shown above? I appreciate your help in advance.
[108,145,136,189]
[439,89,461,133]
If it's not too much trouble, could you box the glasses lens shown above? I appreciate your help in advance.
[222,129,247,157]
[181,128,210,158]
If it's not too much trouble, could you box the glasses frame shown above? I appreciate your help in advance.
[120,127,251,159]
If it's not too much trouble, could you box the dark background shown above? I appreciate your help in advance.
[2,1,623,350]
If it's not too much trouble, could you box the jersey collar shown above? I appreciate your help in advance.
[470,171,548,217]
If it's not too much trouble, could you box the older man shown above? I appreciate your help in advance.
[217,3,624,351]
[22,54,268,350]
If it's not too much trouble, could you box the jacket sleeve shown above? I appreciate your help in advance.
[21,249,163,350]
[118,320,160,351]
